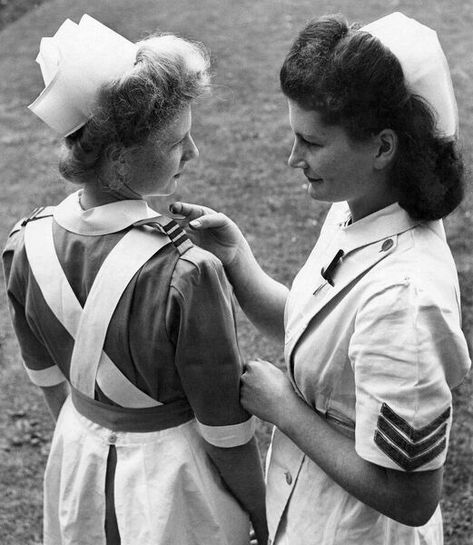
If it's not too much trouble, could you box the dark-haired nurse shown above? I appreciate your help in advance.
[173,12,471,545]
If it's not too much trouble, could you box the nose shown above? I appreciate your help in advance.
[183,134,199,162]
[288,139,307,169]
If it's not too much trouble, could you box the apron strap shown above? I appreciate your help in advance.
[70,225,171,397]
[24,217,168,407]
[25,215,83,336]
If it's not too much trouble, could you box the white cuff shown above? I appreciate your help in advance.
[23,362,66,387]
[197,416,256,447]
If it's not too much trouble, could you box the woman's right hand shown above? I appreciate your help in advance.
[169,201,247,267]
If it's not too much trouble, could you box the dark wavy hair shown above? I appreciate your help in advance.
[280,15,464,220]
[59,34,210,184]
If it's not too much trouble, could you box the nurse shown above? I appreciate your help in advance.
[3,15,267,545]
[173,12,471,545]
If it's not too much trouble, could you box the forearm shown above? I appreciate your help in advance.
[226,239,288,342]
[204,437,268,542]
[40,382,70,421]
[277,394,441,526]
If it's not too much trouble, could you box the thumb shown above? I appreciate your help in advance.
[189,212,229,230]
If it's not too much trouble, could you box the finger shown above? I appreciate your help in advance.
[189,212,229,230]
[246,359,265,370]
[169,201,216,220]
[243,360,256,375]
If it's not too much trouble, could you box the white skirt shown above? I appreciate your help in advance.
[43,396,249,545]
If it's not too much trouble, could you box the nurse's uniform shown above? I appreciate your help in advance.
[3,191,253,545]
[266,201,471,545]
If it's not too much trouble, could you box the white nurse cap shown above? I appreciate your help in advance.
[361,12,458,138]
[28,15,137,137]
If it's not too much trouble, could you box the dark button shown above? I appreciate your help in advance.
[381,238,394,252]
[108,433,117,444]
[285,471,292,485]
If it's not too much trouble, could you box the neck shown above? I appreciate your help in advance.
[348,195,398,223]
[79,176,143,210]
[348,174,399,223]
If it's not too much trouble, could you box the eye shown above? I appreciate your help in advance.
[173,133,190,148]
[300,135,320,147]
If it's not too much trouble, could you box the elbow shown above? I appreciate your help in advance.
[382,466,443,527]
[392,500,439,527]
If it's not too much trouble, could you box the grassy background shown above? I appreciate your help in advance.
[0,0,472,543]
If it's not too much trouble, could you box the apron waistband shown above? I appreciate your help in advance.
[71,388,194,432]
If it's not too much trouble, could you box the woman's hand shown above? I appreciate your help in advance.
[169,201,247,268]
[240,359,301,427]
[170,202,288,343]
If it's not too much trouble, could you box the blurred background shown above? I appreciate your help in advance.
[0,1,471,543]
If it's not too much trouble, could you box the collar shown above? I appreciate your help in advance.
[337,201,420,254]
[54,190,159,235]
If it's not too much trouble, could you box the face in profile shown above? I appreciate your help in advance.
[123,104,199,197]
[286,99,380,209]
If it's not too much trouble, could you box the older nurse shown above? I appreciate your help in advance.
[173,12,471,545]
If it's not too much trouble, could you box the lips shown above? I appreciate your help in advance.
[304,171,322,183]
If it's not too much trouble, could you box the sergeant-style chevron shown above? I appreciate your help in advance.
[374,403,451,471]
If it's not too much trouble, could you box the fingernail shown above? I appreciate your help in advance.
[189,220,201,229]
[168,204,176,213]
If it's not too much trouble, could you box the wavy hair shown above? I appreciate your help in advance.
[59,34,210,183]
[280,15,464,220]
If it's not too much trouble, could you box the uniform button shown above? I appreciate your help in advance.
[285,471,292,485]
[381,238,393,252]
[108,433,117,444]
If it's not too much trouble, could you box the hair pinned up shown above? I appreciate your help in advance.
[59,34,210,183]
[280,14,464,220]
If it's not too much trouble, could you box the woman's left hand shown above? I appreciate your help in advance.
[240,359,299,426]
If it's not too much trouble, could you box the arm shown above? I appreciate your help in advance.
[168,251,268,543]
[241,360,442,526]
[225,236,288,342]
[4,237,69,423]
[204,438,268,544]
[170,201,288,342]
[40,382,70,421]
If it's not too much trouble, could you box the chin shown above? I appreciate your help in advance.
[307,183,322,199]
[149,179,178,198]
[307,183,335,204]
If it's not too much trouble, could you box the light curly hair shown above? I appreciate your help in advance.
[59,34,210,183]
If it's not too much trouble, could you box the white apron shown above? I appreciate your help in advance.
[24,212,249,545]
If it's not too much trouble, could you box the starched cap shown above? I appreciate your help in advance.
[362,12,458,138]
[29,14,137,137]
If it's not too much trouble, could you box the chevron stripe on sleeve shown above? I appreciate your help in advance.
[374,403,450,471]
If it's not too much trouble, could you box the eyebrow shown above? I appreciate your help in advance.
[295,131,322,141]
[164,131,189,145]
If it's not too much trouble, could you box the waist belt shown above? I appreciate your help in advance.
[71,388,194,433]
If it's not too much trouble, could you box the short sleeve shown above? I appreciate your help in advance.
[3,230,66,387]
[349,277,469,472]
[166,248,254,447]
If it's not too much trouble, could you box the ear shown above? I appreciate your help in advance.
[373,129,398,171]
[104,144,128,177]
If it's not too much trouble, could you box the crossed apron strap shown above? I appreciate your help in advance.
[24,215,171,407]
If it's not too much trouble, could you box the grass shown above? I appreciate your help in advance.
[0,0,472,543]
[0,0,48,31]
